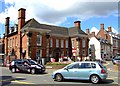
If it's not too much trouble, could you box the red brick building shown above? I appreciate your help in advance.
[96,24,120,57]
[4,8,89,64]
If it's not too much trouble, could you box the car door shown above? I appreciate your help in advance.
[16,61,24,71]
[74,63,92,80]
[62,63,80,79]
[22,61,31,72]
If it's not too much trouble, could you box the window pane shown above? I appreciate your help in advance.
[82,39,85,48]
[37,35,42,46]
[91,63,96,68]
[50,39,53,47]
[61,40,64,48]
[56,39,59,47]
[72,40,74,48]
[66,40,68,48]
[67,63,79,69]
[80,63,91,68]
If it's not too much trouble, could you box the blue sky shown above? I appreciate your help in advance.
[0,0,119,37]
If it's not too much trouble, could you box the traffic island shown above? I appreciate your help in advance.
[46,62,71,69]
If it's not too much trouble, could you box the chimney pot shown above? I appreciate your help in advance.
[74,21,81,29]
[100,23,104,30]
[108,26,112,32]
[5,17,10,35]
[86,29,90,34]
[18,8,26,19]
[5,17,10,26]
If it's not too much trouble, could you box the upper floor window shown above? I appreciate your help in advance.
[72,40,74,48]
[56,39,59,48]
[66,40,68,48]
[82,39,85,48]
[50,38,53,47]
[37,35,42,46]
[61,40,64,48]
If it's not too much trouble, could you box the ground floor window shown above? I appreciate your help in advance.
[36,49,42,59]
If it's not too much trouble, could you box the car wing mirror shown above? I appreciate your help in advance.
[64,67,68,70]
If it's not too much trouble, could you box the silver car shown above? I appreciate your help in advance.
[52,61,108,84]
[112,57,120,65]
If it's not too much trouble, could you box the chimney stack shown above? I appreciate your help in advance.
[5,17,10,36]
[18,8,26,34]
[86,29,90,34]
[74,21,81,29]
[18,8,26,59]
[108,26,112,32]
[100,23,104,30]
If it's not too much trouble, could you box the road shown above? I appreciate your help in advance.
[0,61,119,85]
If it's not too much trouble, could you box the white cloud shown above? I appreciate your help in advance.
[90,27,99,35]
[0,0,118,25]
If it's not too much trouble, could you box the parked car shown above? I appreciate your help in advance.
[112,56,120,65]
[9,59,46,74]
[52,61,108,84]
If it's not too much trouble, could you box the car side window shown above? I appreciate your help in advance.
[17,62,23,65]
[91,63,96,68]
[67,63,79,69]
[80,63,91,68]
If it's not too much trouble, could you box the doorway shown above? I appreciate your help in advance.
[55,52,59,62]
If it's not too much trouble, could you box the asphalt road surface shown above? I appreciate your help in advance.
[0,61,119,85]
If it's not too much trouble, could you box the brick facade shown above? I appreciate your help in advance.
[4,8,89,63]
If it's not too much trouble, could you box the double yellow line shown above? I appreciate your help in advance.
[11,80,35,84]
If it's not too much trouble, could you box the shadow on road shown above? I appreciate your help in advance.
[1,76,14,86]
[99,79,114,84]
[11,71,48,75]
[61,78,114,84]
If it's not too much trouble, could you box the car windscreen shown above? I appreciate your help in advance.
[27,59,37,65]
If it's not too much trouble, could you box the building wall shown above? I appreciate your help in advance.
[89,37,101,60]
[97,29,111,43]
[71,37,88,60]
[4,8,89,63]
[0,38,4,53]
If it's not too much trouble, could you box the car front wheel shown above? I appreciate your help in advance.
[55,73,63,82]
[90,75,100,84]
[31,69,36,74]
[11,68,16,73]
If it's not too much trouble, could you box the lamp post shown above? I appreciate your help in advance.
[27,32,32,59]
[46,33,50,62]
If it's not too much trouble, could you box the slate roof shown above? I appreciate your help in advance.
[68,27,87,37]
[21,18,87,37]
